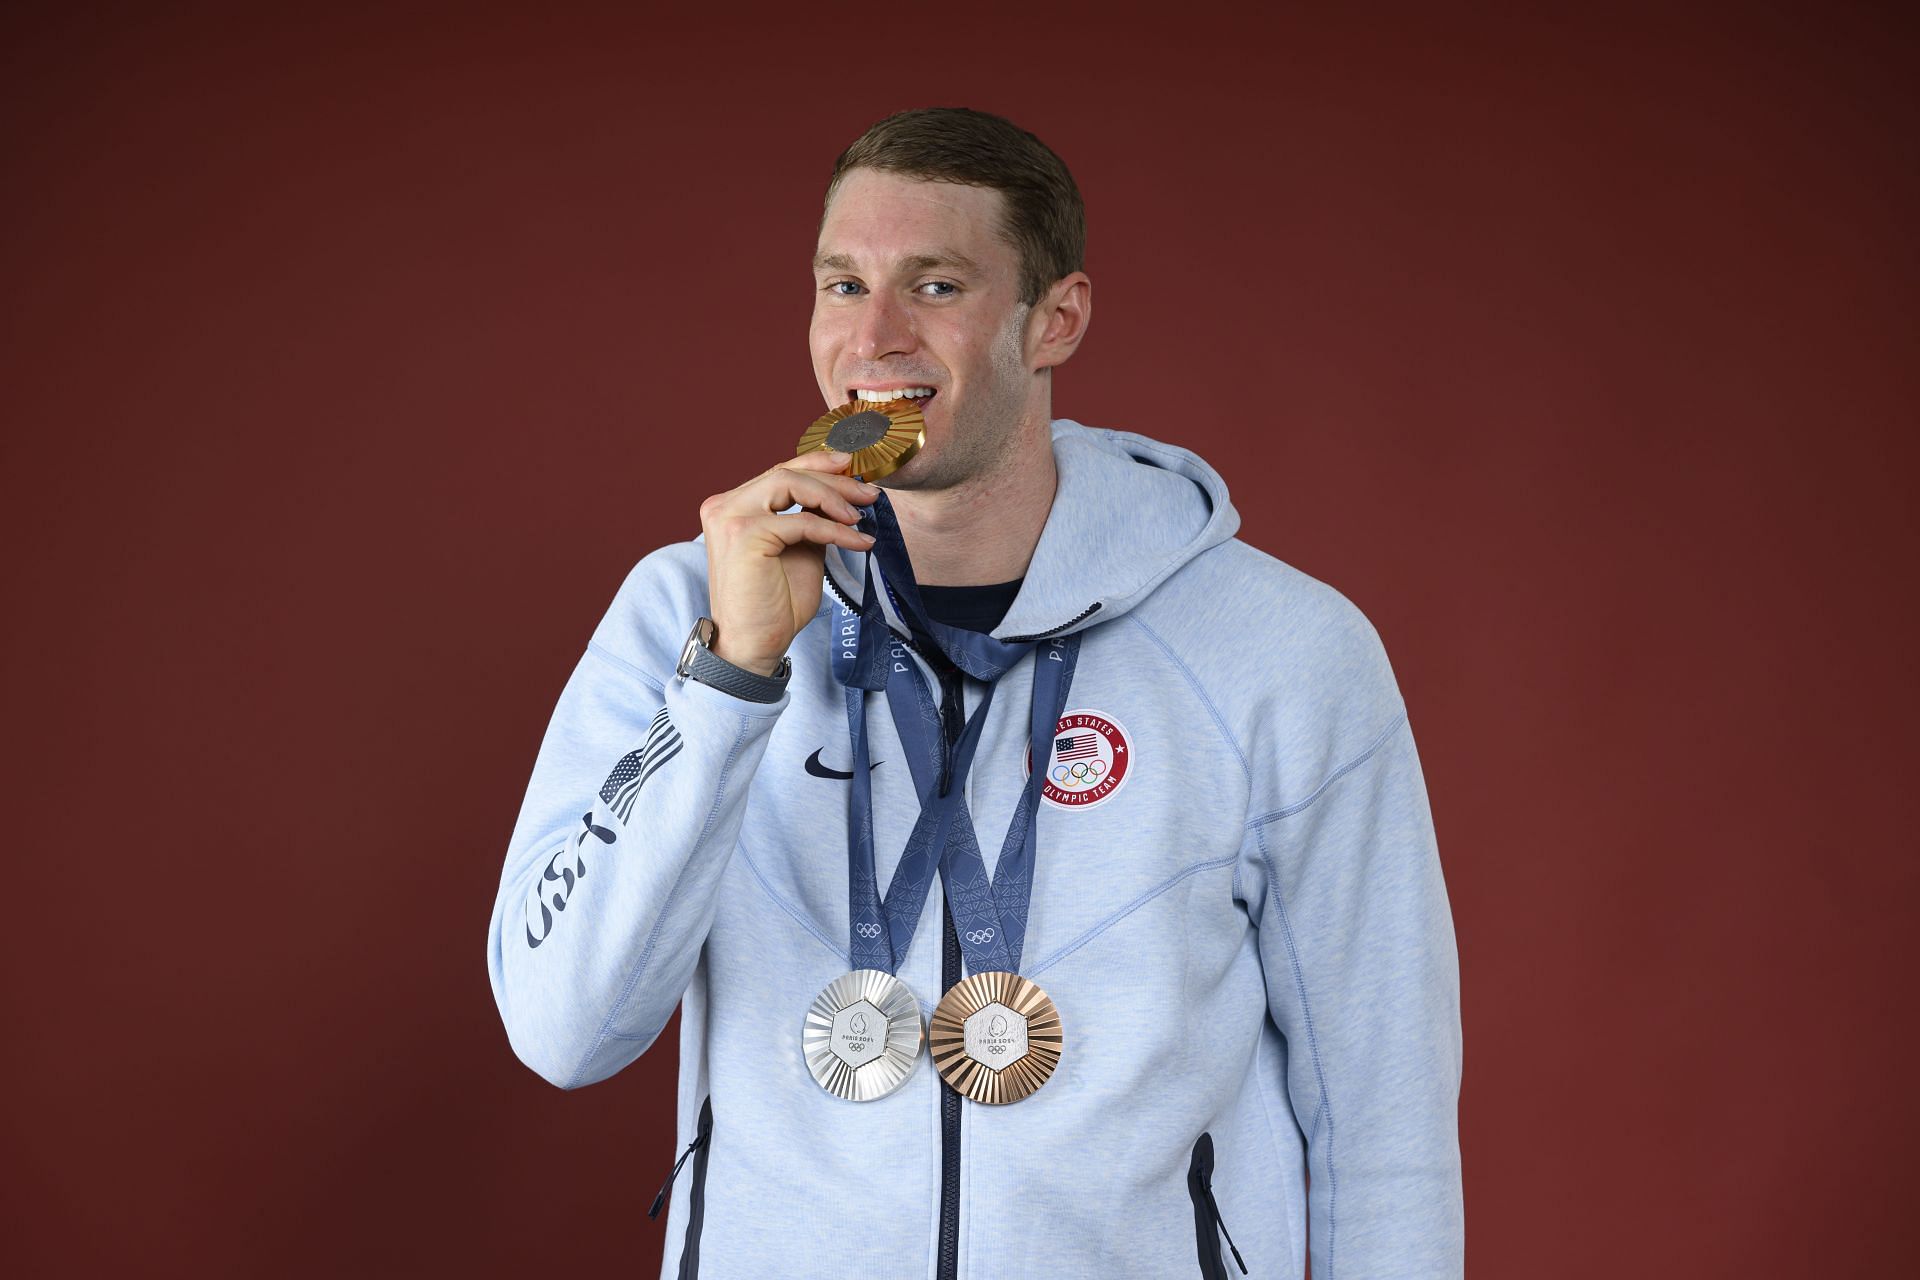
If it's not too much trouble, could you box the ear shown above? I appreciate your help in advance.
[1029,271,1092,371]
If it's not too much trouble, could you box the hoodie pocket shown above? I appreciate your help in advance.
[1187,1131,1247,1278]
[648,1095,714,1278]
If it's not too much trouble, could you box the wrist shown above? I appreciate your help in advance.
[677,618,792,704]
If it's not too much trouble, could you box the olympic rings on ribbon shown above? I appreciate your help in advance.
[963,928,997,945]
[854,922,882,938]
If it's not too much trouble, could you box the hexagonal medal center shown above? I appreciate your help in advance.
[828,999,888,1068]
[962,1001,1029,1069]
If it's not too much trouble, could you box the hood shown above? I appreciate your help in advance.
[823,419,1240,642]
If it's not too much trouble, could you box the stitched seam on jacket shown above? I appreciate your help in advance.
[736,835,852,966]
[1250,1024,1299,1263]
[586,639,667,694]
[566,709,755,1088]
[1245,814,1299,1250]
[1123,613,1252,791]
[1254,815,1338,1280]
[1244,712,1407,828]
[1026,854,1237,978]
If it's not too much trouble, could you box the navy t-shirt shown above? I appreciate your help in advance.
[916,577,1024,636]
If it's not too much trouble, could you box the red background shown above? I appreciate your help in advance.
[3,3,1913,1275]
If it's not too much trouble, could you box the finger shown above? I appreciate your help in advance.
[787,448,856,473]
[784,449,897,501]
[738,510,876,553]
[781,451,888,505]
[742,466,881,523]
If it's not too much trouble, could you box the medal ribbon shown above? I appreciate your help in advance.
[833,493,1082,978]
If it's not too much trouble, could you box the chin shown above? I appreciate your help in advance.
[877,451,932,491]
[885,443,993,496]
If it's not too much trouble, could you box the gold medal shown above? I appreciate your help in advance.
[795,397,925,482]
[928,971,1063,1104]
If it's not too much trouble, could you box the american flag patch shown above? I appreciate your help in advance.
[1055,734,1100,762]
[598,707,683,821]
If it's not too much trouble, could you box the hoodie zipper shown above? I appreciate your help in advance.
[647,1098,712,1221]
[1200,1180,1247,1275]
[823,563,1101,650]
[831,561,1087,1280]
[1000,601,1102,643]
[935,658,965,1280]
[1187,1132,1248,1277]
[650,1097,715,1278]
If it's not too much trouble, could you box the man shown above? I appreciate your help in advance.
[487,107,1463,1278]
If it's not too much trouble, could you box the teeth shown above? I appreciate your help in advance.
[854,387,934,402]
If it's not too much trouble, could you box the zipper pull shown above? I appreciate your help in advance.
[647,1130,707,1220]
[1203,1180,1248,1274]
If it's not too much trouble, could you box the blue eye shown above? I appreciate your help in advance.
[919,281,957,297]
[826,281,862,296]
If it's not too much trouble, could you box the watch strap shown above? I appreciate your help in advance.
[679,619,791,703]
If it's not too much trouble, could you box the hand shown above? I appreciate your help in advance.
[698,451,878,676]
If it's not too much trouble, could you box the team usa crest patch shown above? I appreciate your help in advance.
[1024,708,1132,809]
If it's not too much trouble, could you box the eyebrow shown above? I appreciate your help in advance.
[812,249,985,276]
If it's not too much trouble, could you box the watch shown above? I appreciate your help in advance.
[676,617,791,703]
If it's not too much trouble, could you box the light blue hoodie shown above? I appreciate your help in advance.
[487,420,1463,1278]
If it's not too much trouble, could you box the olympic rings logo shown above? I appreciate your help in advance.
[963,927,997,945]
[854,922,882,938]
[1050,759,1108,785]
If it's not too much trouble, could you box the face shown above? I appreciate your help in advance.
[810,169,1042,492]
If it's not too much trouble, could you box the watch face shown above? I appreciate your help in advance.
[678,620,709,677]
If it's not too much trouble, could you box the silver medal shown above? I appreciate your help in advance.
[803,969,925,1102]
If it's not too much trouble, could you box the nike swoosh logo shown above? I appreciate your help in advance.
[804,748,884,780]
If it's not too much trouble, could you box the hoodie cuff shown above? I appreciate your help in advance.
[668,666,791,723]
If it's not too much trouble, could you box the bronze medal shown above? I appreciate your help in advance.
[796,397,925,482]
[928,970,1064,1104]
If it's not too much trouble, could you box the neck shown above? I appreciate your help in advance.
[887,422,1057,586]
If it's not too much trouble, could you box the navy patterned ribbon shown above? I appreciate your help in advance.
[831,492,1081,978]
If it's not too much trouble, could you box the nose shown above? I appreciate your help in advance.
[851,289,917,363]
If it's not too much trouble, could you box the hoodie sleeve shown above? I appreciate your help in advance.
[1239,610,1464,1277]
[485,545,789,1090]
